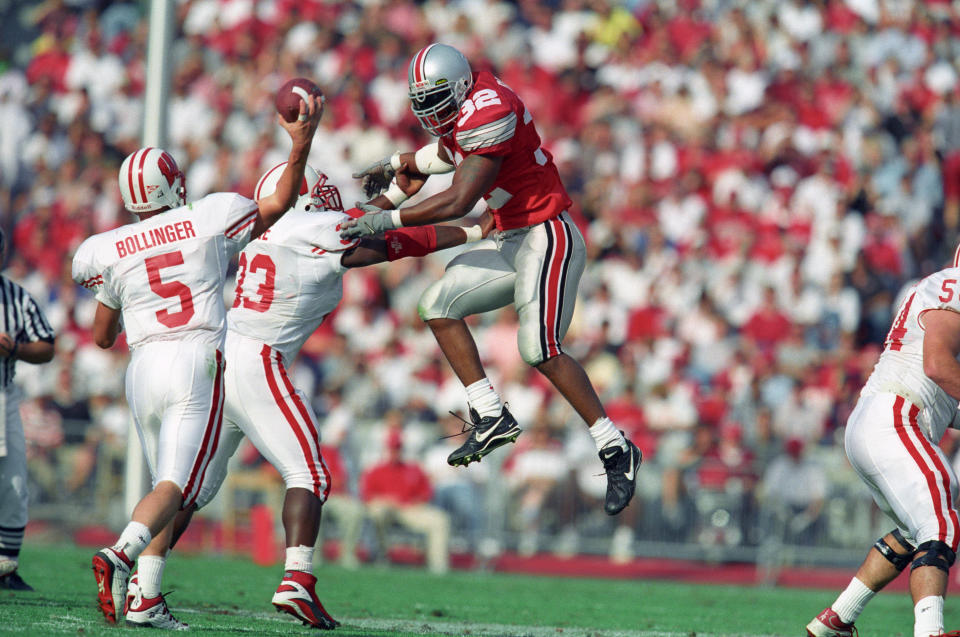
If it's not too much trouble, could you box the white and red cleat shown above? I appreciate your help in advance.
[124,572,139,615]
[92,548,133,624]
[271,570,340,629]
[125,575,188,631]
[806,607,857,637]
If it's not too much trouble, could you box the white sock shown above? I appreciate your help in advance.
[285,545,314,574]
[112,521,151,562]
[465,378,502,420]
[832,577,875,624]
[137,555,165,598]
[590,417,626,452]
[914,595,944,637]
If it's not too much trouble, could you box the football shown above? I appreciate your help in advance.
[274,77,324,123]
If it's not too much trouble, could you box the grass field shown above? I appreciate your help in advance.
[0,543,949,636]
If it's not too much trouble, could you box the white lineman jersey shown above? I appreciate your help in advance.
[861,267,960,441]
[72,193,259,349]
[196,211,354,507]
[227,209,357,363]
[847,265,960,551]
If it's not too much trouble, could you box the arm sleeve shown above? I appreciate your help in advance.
[455,102,517,156]
[220,193,260,249]
[17,291,55,343]
[384,227,438,261]
[72,238,121,309]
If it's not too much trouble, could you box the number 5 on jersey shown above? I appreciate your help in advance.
[145,251,195,328]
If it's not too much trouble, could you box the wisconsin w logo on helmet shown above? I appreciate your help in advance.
[119,148,186,215]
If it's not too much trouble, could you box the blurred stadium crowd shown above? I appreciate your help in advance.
[3,0,960,569]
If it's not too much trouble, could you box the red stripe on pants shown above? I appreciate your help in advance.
[182,349,224,508]
[893,396,950,542]
[260,345,323,497]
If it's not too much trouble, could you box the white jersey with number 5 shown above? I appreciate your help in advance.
[226,208,358,363]
[71,193,259,348]
[861,267,960,441]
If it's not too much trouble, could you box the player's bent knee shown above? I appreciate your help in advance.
[518,335,548,367]
[911,540,957,574]
[874,530,916,571]
[418,284,462,321]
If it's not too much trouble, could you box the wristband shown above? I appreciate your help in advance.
[463,225,483,243]
[10,341,17,359]
[390,151,403,171]
[383,180,409,207]
[390,208,403,228]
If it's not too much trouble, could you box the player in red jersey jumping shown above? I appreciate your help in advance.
[346,43,641,516]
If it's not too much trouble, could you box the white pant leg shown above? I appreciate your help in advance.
[846,393,960,548]
[125,340,225,507]
[0,387,27,553]
[218,333,331,500]
[506,212,586,365]
[191,418,244,511]
[418,239,516,321]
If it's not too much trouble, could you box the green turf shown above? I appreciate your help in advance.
[0,543,948,636]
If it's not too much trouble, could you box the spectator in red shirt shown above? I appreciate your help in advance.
[359,426,450,574]
[741,287,793,351]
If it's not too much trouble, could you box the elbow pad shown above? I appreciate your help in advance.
[414,144,455,174]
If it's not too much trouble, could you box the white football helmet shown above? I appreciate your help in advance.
[408,43,473,137]
[118,147,186,214]
[254,163,342,212]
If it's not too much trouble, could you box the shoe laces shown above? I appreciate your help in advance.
[440,405,509,441]
[156,592,187,626]
[440,410,476,441]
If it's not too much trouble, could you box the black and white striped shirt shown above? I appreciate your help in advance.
[0,276,55,388]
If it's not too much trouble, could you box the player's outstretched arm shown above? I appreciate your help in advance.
[366,161,428,210]
[253,95,323,237]
[341,153,502,240]
[92,302,122,349]
[354,140,453,200]
[922,308,960,400]
[340,209,494,269]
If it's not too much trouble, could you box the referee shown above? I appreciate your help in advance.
[0,227,55,591]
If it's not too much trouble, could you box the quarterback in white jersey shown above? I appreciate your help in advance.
[807,256,960,637]
[153,163,489,629]
[73,96,322,629]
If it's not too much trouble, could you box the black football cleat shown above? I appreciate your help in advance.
[600,436,642,515]
[447,407,522,467]
[0,570,34,591]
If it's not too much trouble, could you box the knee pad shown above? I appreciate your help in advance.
[911,540,957,574]
[873,530,916,571]
[418,279,460,321]
[518,331,547,366]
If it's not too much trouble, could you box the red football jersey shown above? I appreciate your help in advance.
[439,71,572,231]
